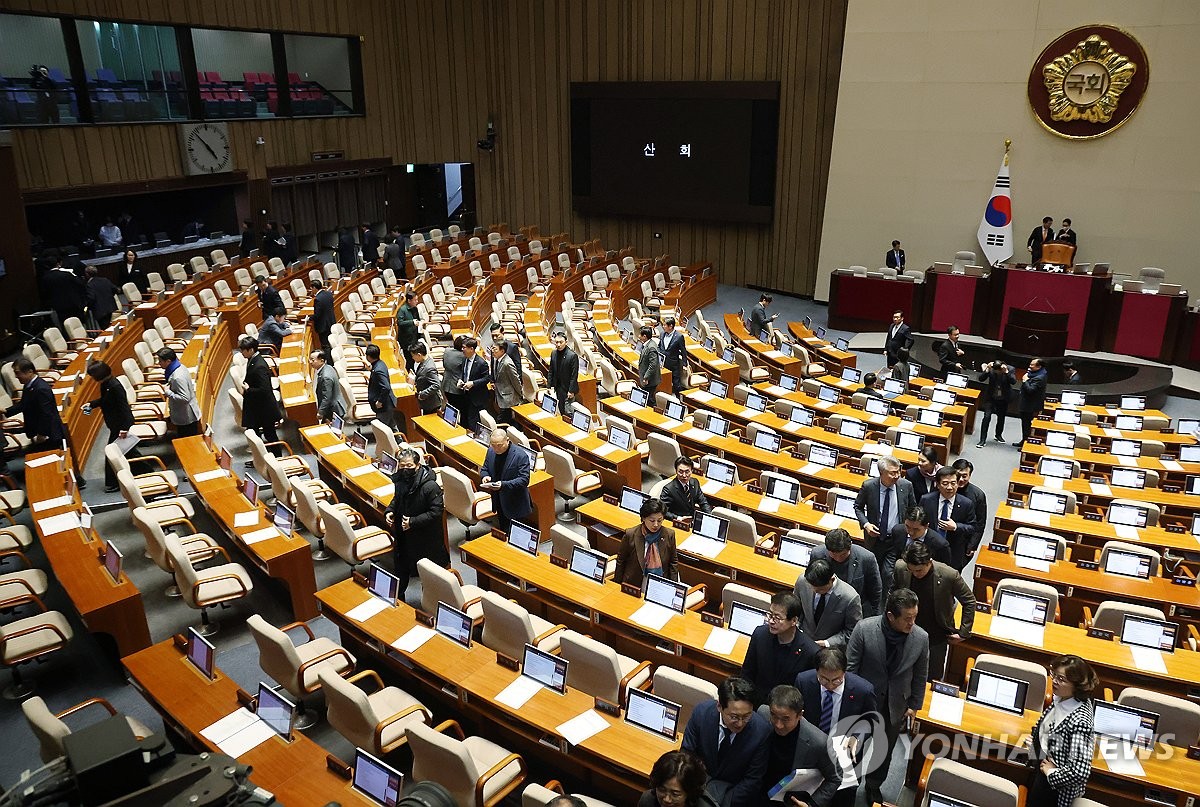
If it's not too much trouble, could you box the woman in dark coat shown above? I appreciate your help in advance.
[238,335,282,455]
[385,447,446,595]
[85,360,138,491]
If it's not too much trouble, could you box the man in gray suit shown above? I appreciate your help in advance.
[310,349,345,423]
[759,685,841,806]
[440,335,467,420]
[411,342,444,415]
[637,325,661,398]
[852,455,915,590]
[847,588,930,806]
[156,347,201,437]
[810,528,882,618]
[792,558,862,648]
[489,340,523,424]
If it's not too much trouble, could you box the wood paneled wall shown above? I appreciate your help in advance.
[2,0,846,297]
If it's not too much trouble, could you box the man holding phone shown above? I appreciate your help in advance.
[480,428,532,532]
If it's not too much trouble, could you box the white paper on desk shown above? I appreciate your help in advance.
[660,418,683,430]
[1089,482,1113,497]
[629,602,675,630]
[242,526,278,545]
[927,692,965,726]
[690,391,716,403]
[283,396,310,406]
[1008,508,1052,527]
[445,434,473,447]
[25,453,63,469]
[346,464,376,478]
[799,463,823,477]
[600,329,618,337]
[869,414,888,425]
[558,709,610,746]
[765,385,788,397]
[1073,425,1089,436]
[346,597,391,622]
[609,399,639,413]
[818,513,844,530]
[1116,455,1137,467]
[37,511,81,536]
[701,480,725,496]
[989,615,1045,647]
[739,408,758,419]
[495,675,543,709]
[929,402,947,412]
[680,535,724,559]
[216,718,275,759]
[278,372,305,384]
[306,425,332,437]
[32,494,73,513]
[1014,555,1052,573]
[592,442,618,457]
[392,625,436,653]
[763,350,784,360]
[233,511,260,528]
[682,428,711,441]
[758,497,782,514]
[1099,741,1147,777]
[1129,645,1168,674]
[527,410,552,421]
[1048,447,1074,457]
[703,626,739,655]
[1161,459,1184,472]
[371,484,394,499]
[1041,477,1064,490]
[1103,428,1121,439]
[194,469,230,483]
[322,442,352,454]
[1113,525,1141,541]
[1106,407,1121,417]
[200,707,259,745]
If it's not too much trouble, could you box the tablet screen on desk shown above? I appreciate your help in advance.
[1027,490,1067,515]
[272,502,295,536]
[256,683,295,740]
[832,493,857,520]
[815,327,826,340]
[540,394,558,416]
[219,447,233,472]
[753,430,782,453]
[1045,430,1075,449]
[705,459,736,486]
[377,451,398,475]
[745,392,768,412]
[944,372,968,389]
[1103,549,1151,579]
[994,589,1050,625]
[349,431,368,455]
[765,476,799,505]
[780,374,799,392]
[630,387,651,408]
[1107,503,1147,527]
[522,643,568,694]
[1121,614,1177,653]
[817,385,840,403]
[1186,474,1200,495]
[368,563,401,604]
[570,409,593,433]
[330,413,344,435]
[569,545,608,582]
[243,474,261,505]
[779,342,793,358]
[441,404,459,428]
[620,486,650,514]
[1180,444,1200,463]
[789,406,814,426]
[644,574,687,614]
[759,329,771,342]
[185,627,216,680]
[835,337,850,352]
[704,415,730,438]
[865,397,890,416]
[709,380,729,399]
[103,540,123,584]
[1120,396,1146,411]
[1110,467,1145,489]
[1111,439,1141,457]
[352,748,404,806]
[1060,390,1087,407]
[777,536,814,567]
[883,378,906,396]
[1013,533,1057,562]
[625,688,681,740]
[693,511,729,544]
[918,409,942,427]
[722,348,736,364]
[931,388,956,405]
[1053,408,1081,425]
[895,431,923,453]
[840,367,861,383]
[927,793,981,807]
[1115,415,1143,432]
[808,444,838,468]
[664,401,687,422]
[703,337,715,352]
[1093,700,1158,748]
[435,602,473,648]
[966,668,1029,715]
[838,419,867,440]
[727,601,768,636]
[1038,457,1075,479]
[507,520,540,556]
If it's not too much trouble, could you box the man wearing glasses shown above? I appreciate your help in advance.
[795,648,876,807]
[740,592,820,706]
[681,677,771,807]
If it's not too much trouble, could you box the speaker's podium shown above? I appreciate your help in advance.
[1002,308,1069,358]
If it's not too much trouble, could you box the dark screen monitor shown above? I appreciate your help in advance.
[815,326,827,340]
[434,602,473,648]
[255,683,296,741]
[1185,475,1200,495]
[352,748,405,806]
[185,627,216,680]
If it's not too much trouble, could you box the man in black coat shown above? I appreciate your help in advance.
[882,506,952,574]
[280,223,298,264]
[40,259,87,327]
[658,317,688,396]
[385,447,446,596]
[457,338,490,432]
[239,219,256,257]
[920,466,976,571]
[337,226,358,273]
[360,224,380,267]
[254,275,283,321]
[5,358,66,447]
[85,361,138,491]
[660,455,712,523]
[365,343,397,429]
[1027,216,1055,263]
[1015,357,1048,446]
[309,279,335,353]
[84,266,120,329]
[884,240,905,270]
[976,360,1016,446]
[936,326,964,376]
[951,458,988,548]
[883,310,912,368]
[740,592,819,707]
[262,221,281,261]
[238,335,283,455]
[546,331,579,416]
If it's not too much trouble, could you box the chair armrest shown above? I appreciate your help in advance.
[56,697,117,721]
[433,719,466,740]
[684,584,706,611]
[345,669,385,692]
[376,704,431,753]
[916,754,936,798]
[533,624,567,647]
[280,620,317,643]
[264,440,296,456]
[618,660,654,702]
[1187,624,1200,652]
[1081,605,1095,629]
[0,548,31,568]
[128,455,169,472]
[476,753,527,807]
[984,585,995,604]
[193,573,251,605]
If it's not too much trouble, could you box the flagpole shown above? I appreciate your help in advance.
[1004,138,1011,167]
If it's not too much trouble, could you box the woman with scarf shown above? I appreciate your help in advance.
[614,497,679,588]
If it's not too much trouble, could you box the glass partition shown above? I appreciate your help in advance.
[75,19,186,121]
[191,27,277,118]
[283,34,354,116]
[0,14,77,125]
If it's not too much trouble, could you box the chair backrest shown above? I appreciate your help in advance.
[651,666,717,727]
[292,478,324,537]
[541,445,582,497]
[440,466,486,525]
[920,757,1018,807]
[480,592,539,659]
[969,653,1049,713]
[1116,687,1200,748]
[317,502,360,563]
[1108,498,1159,527]
[117,469,150,509]
[21,696,71,763]
[417,557,470,614]
[319,668,380,751]
[1092,600,1167,634]
[646,433,682,478]
[245,614,309,700]
[993,578,1061,623]
[161,532,202,606]
[721,583,771,619]
[1031,485,1076,514]
[370,419,400,459]
[558,630,625,702]
[406,722,480,806]
[1099,540,1161,577]
[1010,527,1067,561]
[712,506,757,546]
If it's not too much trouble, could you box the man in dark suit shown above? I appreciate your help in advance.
[810,529,882,618]
[310,349,344,424]
[337,226,358,273]
[740,592,819,706]
[254,275,283,321]
[239,219,256,257]
[659,317,687,395]
[681,677,771,807]
[480,428,532,532]
[40,259,87,327]
[852,455,916,585]
[280,223,298,263]
[457,338,490,432]
[411,343,444,415]
[441,335,467,421]
[883,310,912,367]
[1027,216,1055,263]
[920,466,976,571]
[636,326,661,398]
[882,506,952,582]
[360,223,380,267]
[365,343,397,429]
[1057,217,1076,246]
[951,458,987,548]
[976,360,1015,446]
[747,294,776,337]
[884,240,905,271]
[936,326,964,376]
[262,221,281,261]
[84,266,120,329]
[310,279,335,353]
[546,331,579,416]
[760,685,841,806]
[795,648,876,807]
[489,322,522,377]
[893,542,975,680]
[847,589,929,806]
[660,455,712,523]
[792,559,863,648]
[1015,357,1048,447]
[238,335,283,455]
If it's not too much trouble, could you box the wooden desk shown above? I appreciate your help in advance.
[1043,400,1172,428]
[409,414,556,538]
[685,342,741,390]
[123,639,375,806]
[513,403,642,496]
[991,502,1200,563]
[816,374,965,453]
[1017,442,1200,494]
[175,436,319,621]
[590,301,675,395]
[724,313,809,383]
[25,450,151,659]
[826,271,920,333]
[1030,418,1197,450]
[786,321,857,375]
[1006,468,1200,523]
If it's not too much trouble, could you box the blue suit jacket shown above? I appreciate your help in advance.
[682,699,771,807]
[481,444,532,520]
[795,668,877,736]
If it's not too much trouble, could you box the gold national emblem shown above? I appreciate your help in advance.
[1041,34,1137,124]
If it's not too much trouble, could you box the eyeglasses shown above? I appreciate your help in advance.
[817,674,844,688]
[723,711,754,724]
[1049,672,1071,684]
[765,612,789,623]
[655,786,687,802]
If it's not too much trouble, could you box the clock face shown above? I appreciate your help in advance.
[181,123,232,175]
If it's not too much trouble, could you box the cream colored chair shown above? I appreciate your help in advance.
[262,454,333,511]
[293,479,362,561]
[406,719,526,807]
[558,630,652,703]
[652,666,718,727]
[988,577,1061,623]
[711,506,774,548]
[131,505,221,597]
[0,549,47,603]
[521,783,616,807]
[116,470,195,529]
[246,613,354,729]
[244,428,310,481]
[163,532,253,636]
[370,419,402,461]
[22,695,152,763]
[964,653,1050,712]
[440,466,495,542]
[318,501,392,572]
[105,444,179,498]
[732,347,769,383]
[542,445,602,523]
[0,594,73,698]
[1084,601,1167,637]
[916,756,1018,807]
[1098,540,1161,577]
[417,558,484,622]
[721,583,772,624]
[647,433,684,479]
[320,668,431,754]
[549,525,615,578]
[1115,687,1200,748]
[479,591,566,658]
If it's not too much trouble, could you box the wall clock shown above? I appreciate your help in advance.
[179,122,233,175]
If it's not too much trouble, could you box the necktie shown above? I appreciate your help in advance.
[820,689,835,733]
[813,593,827,625]
[717,727,733,762]
[941,498,950,522]
[880,486,891,534]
